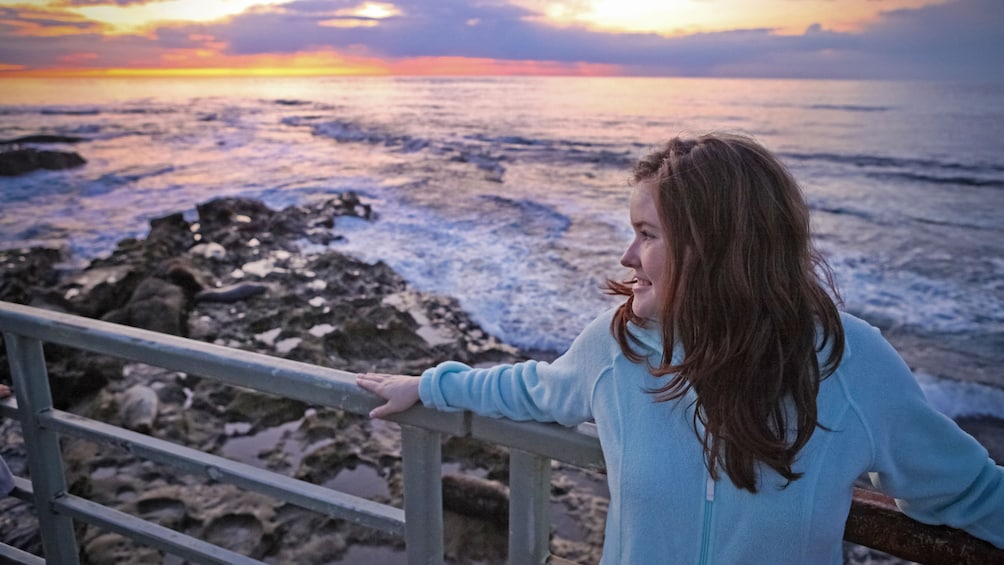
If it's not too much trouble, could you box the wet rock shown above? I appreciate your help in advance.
[442,473,509,526]
[226,388,308,429]
[82,532,162,564]
[43,349,117,410]
[161,257,210,296]
[135,497,188,528]
[102,277,187,336]
[0,134,86,145]
[203,512,270,557]
[325,304,428,360]
[119,384,159,433]
[195,281,270,304]
[143,213,195,263]
[189,242,227,261]
[0,247,65,306]
[59,264,140,318]
[0,148,86,176]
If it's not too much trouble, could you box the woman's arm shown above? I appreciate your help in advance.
[356,308,619,425]
[844,316,1004,547]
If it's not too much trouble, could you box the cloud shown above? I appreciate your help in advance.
[63,0,156,5]
[1,0,1002,80]
[845,0,1004,79]
[191,0,1001,79]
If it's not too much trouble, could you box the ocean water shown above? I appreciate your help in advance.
[1,76,1002,419]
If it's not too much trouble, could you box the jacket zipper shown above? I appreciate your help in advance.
[699,476,715,565]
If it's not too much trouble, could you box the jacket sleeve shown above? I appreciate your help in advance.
[846,316,1004,547]
[418,309,617,427]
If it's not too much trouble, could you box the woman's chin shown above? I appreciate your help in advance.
[631,302,656,321]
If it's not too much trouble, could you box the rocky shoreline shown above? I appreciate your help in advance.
[0,193,608,564]
[1,194,1000,564]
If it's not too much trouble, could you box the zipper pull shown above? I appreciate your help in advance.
[706,476,716,502]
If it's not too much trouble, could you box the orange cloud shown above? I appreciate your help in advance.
[0,6,105,37]
[57,52,99,64]
[318,18,379,28]
[0,47,388,77]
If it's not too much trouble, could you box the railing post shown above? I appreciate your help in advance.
[3,333,81,564]
[401,425,444,565]
[509,449,551,565]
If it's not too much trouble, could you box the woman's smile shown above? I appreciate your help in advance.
[620,180,668,321]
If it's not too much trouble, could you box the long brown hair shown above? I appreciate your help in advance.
[608,133,845,492]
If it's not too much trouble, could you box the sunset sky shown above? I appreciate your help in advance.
[0,0,1000,79]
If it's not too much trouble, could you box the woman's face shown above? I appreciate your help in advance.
[620,181,669,321]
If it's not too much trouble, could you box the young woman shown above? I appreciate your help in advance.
[357,133,1003,563]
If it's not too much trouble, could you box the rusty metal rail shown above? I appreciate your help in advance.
[846,487,1004,565]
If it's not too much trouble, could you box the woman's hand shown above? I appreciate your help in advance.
[356,373,421,419]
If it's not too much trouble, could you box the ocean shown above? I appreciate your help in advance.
[1,76,1002,421]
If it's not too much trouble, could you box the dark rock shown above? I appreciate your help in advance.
[143,213,195,262]
[442,473,510,526]
[0,498,43,556]
[102,277,188,336]
[226,389,308,428]
[203,512,271,557]
[0,134,86,145]
[59,264,140,318]
[0,148,86,176]
[0,247,65,306]
[118,384,160,433]
[195,282,269,304]
[44,349,117,410]
[325,305,427,361]
[161,257,210,296]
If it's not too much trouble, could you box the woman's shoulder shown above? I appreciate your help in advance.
[836,311,895,361]
[838,310,881,335]
[573,305,620,342]
[559,305,628,363]
[832,311,919,394]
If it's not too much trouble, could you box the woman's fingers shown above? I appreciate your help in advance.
[355,372,386,393]
[356,373,420,419]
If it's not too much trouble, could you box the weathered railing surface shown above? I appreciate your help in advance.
[0,301,1001,564]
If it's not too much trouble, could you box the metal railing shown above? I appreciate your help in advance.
[0,301,1001,564]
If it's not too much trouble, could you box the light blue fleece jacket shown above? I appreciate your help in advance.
[419,309,1004,564]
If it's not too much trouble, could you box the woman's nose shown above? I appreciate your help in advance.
[620,239,639,268]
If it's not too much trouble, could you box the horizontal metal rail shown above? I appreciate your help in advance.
[56,494,262,565]
[1,300,1001,565]
[44,409,406,534]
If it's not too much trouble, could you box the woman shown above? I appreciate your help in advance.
[357,133,1003,563]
